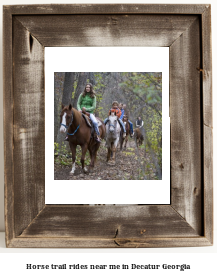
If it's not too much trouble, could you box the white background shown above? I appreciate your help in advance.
[0,0,216,277]
[45,47,170,204]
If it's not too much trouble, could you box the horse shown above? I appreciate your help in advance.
[59,104,106,174]
[105,113,121,165]
[134,127,144,147]
[120,116,130,150]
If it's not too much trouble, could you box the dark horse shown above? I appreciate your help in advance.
[134,128,144,147]
[120,115,130,150]
[60,104,106,174]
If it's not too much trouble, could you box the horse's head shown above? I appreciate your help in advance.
[123,115,128,123]
[59,104,73,133]
[108,114,118,134]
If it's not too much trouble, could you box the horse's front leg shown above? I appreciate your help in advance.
[107,147,111,162]
[124,135,128,148]
[111,139,119,164]
[81,144,88,173]
[106,141,111,162]
[69,143,76,175]
[119,133,123,151]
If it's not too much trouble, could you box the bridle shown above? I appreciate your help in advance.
[60,109,80,136]
[108,115,117,130]
[109,123,116,128]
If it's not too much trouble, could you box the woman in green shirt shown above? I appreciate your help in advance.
[77,83,101,142]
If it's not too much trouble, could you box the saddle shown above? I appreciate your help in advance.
[82,113,102,128]
[82,113,102,140]
[82,113,92,127]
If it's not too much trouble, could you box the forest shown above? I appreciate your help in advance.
[54,72,162,180]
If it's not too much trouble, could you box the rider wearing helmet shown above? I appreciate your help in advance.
[104,101,126,137]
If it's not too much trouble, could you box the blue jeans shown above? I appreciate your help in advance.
[104,118,126,132]
[90,114,100,136]
[128,120,133,134]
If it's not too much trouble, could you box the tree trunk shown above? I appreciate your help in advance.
[73,72,88,109]
[62,72,75,106]
[89,72,96,85]
[54,72,65,142]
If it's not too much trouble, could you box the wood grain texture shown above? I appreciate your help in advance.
[170,17,202,234]
[3,4,212,248]
[4,4,207,15]
[20,205,198,238]
[13,17,45,237]
[16,15,197,47]
[201,6,213,244]
[203,126,213,243]
[3,7,14,247]
[202,6,212,129]
[8,237,212,248]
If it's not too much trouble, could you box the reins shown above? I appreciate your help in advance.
[67,124,80,136]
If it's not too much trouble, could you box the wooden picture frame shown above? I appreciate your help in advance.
[3,4,213,248]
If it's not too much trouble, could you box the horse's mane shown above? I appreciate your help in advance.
[71,107,81,119]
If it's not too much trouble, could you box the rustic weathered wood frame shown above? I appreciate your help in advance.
[4,4,212,248]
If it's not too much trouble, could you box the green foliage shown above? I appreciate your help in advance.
[54,142,59,156]
[55,71,162,179]
[75,146,91,166]
[124,152,133,156]
[93,73,107,117]
[118,72,162,177]
[119,72,162,107]
[145,106,162,170]
[54,142,91,167]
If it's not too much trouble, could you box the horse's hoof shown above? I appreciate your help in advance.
[69,171,74,175]
[108,160,115,166]
[83,167,88,174]
[89,167,94,173]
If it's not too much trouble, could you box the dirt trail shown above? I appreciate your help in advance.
[54,139,151,180]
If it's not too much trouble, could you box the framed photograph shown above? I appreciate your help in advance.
[46,47,170,205]
[4,4,212,247]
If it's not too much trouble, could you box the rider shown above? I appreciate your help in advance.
[136,116,144,128]
[119,103,125,120]
[77,83,101,142]
[119,103,134,137]
[122,114,131,134]
[64,83,101,142]
[104,101,126,137]
[136,116,144,136]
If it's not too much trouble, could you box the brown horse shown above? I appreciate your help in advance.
[134,128,144,147]
[59,104,106,174]
[120,116,130,150]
